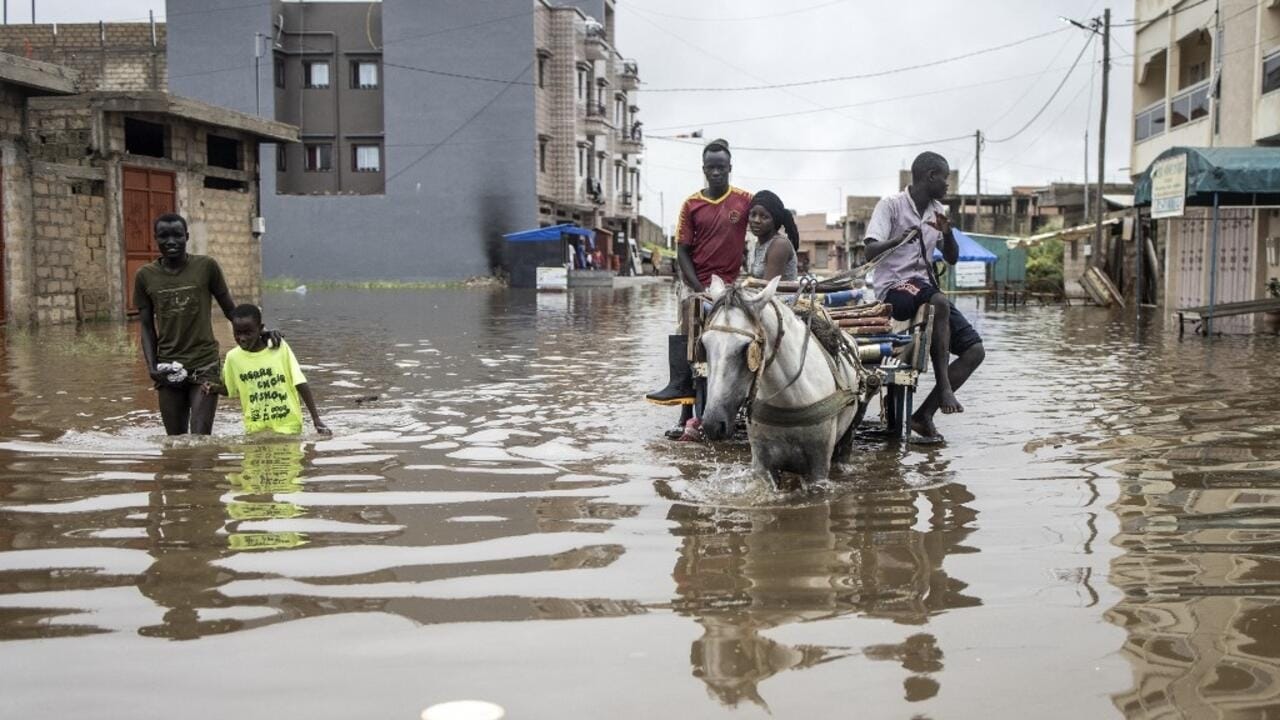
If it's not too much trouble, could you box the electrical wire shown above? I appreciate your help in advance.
[648,134,974,154]
[640,27,1071,92]
[986,35,1094,143]
[385,60,534,184]
[647,65,1082,132]
[626,0,851,23]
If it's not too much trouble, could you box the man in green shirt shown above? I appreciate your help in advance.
[133,212,268,435]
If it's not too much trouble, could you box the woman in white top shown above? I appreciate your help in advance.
[746,190,799,281]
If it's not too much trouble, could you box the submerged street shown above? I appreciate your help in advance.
[2,285,1279,718]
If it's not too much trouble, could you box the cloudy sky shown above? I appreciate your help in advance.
[27,0,1136,232]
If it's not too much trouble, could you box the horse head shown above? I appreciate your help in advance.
[700,276,780,441]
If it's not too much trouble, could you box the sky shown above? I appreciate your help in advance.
[23,0,1137,233]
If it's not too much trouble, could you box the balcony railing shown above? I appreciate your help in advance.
[1134,101,1166,142]
[1169,80,1210,128]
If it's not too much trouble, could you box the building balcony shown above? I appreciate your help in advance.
[1168,80,1210,129]
[619,190,635,209]
[584,103,611,135]
[618,133,642,154]
[586,36,608,62]
[620,60,639,91]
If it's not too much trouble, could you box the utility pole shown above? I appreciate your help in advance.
[1093,8,1110,267]
[1083,129,1089,220]
[974,130,982,233]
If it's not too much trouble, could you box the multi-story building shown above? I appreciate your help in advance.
[1130,0,1280,173]
[794,213,845,274]
[167,0,642,281]
[1130,0,1280,331]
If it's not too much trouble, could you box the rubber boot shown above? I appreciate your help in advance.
[646,335,695,406]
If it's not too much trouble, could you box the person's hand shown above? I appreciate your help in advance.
[149,366,183,387]
[314,420,332,436]
[926,214,953,236]
[262,329,284,348]
[200,381,214,395]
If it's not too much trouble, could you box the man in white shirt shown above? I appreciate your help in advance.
[863,152,985,442]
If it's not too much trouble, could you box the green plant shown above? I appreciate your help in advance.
[1268,277,1280,299]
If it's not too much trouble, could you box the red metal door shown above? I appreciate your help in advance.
[123,167,176,314]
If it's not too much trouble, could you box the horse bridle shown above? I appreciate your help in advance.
[703,293,785,381]
[702,286,868,427]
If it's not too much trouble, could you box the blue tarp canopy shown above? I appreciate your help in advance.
[1133,146,1280,207]
[503,223,594,244]
[933,228,998,264]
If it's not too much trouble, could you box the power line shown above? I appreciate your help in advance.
[627,0,851,23]
[619,4,925,144]
[649,134,973,154]
[984,0,1099,131]
[986,35,1094,144]
[647,66,1080,132]
[385,60,534,184]
[384,61,535,86]
[640,27,1070,92]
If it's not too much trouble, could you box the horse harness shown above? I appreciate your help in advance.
[703,286,867,428]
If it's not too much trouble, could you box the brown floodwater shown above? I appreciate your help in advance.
[1,285,1278,719]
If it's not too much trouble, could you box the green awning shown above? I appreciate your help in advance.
[1134,146,1280,207]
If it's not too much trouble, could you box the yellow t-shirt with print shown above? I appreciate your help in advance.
[221,341,307,434]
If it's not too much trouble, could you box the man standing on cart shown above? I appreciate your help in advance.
[645,139,752,440]
[862,151,985,442]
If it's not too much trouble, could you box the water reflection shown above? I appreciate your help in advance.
[669,467,980,709]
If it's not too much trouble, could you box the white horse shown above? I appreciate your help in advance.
[700,276,871,490]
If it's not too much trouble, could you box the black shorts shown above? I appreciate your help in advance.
[884,279,983,356]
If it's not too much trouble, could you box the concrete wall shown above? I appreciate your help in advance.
[25,105,104,324]
[0,23,165,92]
[168,0,540,281]
[272,1,385,195]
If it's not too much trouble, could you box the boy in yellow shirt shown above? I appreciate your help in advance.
[204,304,330,435]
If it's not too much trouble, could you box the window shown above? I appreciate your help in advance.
[353,144,381,172]
[276,144,287,172]
[596,153,605,181]
[576,67,586,100]
[1265,50,1280,96]
[124,118,165,157]
[614,163,622,191]
[304,143,332,172]
[274,56,285,88]
[615,95,624,126]
[305,61,330,89]
[351,60,378,89]
[1170,82,1209,127]
[577,145,586,177]
[538,137,548,173]
[1134,103,1166,142]
[206,134,241,170]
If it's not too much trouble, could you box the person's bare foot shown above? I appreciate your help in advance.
[910,414,944,442]
[938,388,964,414]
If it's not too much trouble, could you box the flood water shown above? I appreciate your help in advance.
[2,285,1279,719]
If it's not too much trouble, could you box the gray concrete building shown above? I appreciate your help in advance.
[166,0,643,281]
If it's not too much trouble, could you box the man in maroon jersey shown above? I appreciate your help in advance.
[646,139,752,440]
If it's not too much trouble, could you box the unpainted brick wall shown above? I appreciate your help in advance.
[17,109,261,325]
[0,23,167,91]
[27,105,95,167]
[30,176,80,324]
[0,85,25,138]
[194,186,259,305]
